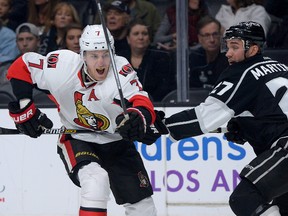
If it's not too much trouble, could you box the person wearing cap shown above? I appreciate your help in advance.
[106,0,161,41]
[103,0,131,54]
[16,22,40,55]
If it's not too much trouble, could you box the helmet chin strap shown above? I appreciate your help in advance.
[82,62,98,83]
[242,39,250,60]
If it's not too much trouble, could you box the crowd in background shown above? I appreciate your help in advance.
[0,0,287,103]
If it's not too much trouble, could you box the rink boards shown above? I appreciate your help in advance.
[0,107,256,216]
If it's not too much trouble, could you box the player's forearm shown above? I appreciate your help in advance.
[165,108,203,140]
[10,78,34,100]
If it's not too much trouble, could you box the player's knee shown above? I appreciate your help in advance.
[124,197,157,216]
[78,162,110,209]
[229,179,266,216]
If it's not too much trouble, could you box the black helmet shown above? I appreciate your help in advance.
[224,21,266,50]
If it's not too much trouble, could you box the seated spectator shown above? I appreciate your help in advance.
[0,20,19,63]
[104,0,131,54]
[0,19,19,84]
[0,0,11,27]
[38,1,81,55]
[27,0,60,36]
[153,0,209,51]
[63,23,83,53]
[63,0,97,27]
[118,19,176,102]
[215,0,271,36]
[264,0,288,48]
[121,0,161,40]
[0,0,27,31]
[189,15,229,89]
[15,22,40,55]
[5,0,28,31]
[104,0,161,40]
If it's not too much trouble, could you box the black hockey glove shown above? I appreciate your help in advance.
[224,118,246,145]
[116,108,146,141]
[137,110,169,145]
[9,100,53,138]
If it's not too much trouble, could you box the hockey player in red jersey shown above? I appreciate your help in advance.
[6,25,165,216]
[165,21,288,216]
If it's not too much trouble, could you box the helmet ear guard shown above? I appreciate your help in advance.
[223,21,266,52]
[79,25,115,58]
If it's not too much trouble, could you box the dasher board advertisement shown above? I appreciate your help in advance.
[0,108,255,216]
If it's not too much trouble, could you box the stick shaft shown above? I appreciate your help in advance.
[0,127,99,135]
[95,0,129,120]
[0,127,227,135]
[210,127,228,133]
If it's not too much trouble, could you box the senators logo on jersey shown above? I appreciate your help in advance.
[47,54,59,68]
[73,92,110,131]
[119,63,133,77]
[138,171,150,188]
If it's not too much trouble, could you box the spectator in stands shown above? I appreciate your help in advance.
[215,0,271,36]
[104,0,131,54]
[264,0,288,48]
[63,23,83,54]
[63,0,97,27]
[0,0,12,28]
[105,0,161,40]
[189,15,229,90]
[7,0,27,30]
[0,0,26,31]
[0,19,19,84]
[15,22,40,55]
[153,0,209,51]
[120,0,161,40]
[39,1,80,55]
[118,19,175,102]
[27,0,60,36]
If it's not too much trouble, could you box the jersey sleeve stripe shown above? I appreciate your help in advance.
[7,56,33,84]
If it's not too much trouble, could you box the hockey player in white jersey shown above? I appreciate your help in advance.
[6,25,166,216]
[165,21,288,216]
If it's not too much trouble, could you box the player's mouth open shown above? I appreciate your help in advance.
[96,68,105,74]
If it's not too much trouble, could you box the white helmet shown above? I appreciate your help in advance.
[79,25,115,57]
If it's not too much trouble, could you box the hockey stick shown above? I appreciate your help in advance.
[0,127,106,135]
[210,127,228,133]
[0,126,227,135]
[95,0,129,122]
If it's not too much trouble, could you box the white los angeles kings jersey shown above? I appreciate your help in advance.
[7,49,154,144]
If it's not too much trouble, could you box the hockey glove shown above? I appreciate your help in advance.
[137,110,169,145]
[224,118,246,145]
[116,108,146,141]
[8,100,53,138]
